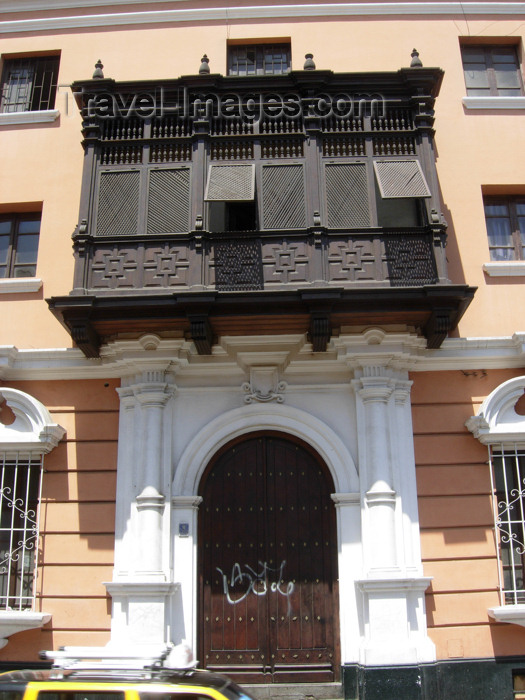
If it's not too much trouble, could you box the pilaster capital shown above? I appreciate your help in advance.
[351,374,395,404]
[393,380,413,406]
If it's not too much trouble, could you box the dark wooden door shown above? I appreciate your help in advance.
[198,433,339,683]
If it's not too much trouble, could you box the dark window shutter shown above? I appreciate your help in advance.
[96,170,140,236]
[205,164,255,201]
[261,164,306,229]
[147,168,191,234]
[374,160,431,198]
[325,162,370,228]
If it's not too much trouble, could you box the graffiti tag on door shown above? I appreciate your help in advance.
[217,560,295,612]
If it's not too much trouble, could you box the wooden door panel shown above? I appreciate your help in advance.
[199,434,339,682]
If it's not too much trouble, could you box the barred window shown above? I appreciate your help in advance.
[0,56,59,113]
[227,43,291,76]
[0,454,43,611]
[490,446,525,605]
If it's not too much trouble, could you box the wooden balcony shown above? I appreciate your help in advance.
[47,64,475,356]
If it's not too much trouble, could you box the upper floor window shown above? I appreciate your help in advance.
[0,213,41,278]
[0,55,59,113]
[461,45,524,97]
[227,43,291,76]
[484,196,525,261]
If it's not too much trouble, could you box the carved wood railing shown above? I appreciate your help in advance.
[71,226,446,294]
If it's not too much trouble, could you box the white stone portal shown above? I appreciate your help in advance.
[106,333,435,666]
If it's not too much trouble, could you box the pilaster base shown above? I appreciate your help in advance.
[105,581,180,649]
[356,577,435,665]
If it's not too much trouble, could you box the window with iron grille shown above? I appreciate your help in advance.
[484,196,525,261]
[0,56,59,113]
[227,43,291,76]
[0,454,43,611]
[489,446,525,605]
[461,45,524,97]
[0,214,40,278]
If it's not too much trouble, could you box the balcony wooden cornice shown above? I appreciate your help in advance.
[47,284,475,358]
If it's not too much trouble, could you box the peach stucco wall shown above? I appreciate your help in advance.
[0,379,119,660]
[412,369,525,661]
[1,10,525,348]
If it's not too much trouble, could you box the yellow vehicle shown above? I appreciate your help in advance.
[0,650,256,700]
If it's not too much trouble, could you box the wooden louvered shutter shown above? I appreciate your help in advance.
[374,160,431,198]
[325,162,370,228]
[147,168,191,234]
[205,164,255,201]
[96,170,140,236]
[261,164,306,230]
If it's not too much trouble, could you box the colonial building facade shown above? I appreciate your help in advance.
[1,2,525,698]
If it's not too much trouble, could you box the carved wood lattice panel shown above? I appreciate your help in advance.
[147,168,191,234]
[261,164,306,230]
[96,170,140,236]
[214,240,263,291]
[384,235,438,285]
[374,159,431,198]
[325,162,370,228]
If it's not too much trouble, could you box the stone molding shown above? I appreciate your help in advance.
[1,3,524,35]
[0,612,51,650]
[0,387,65,453]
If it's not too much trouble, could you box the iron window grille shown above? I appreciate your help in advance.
[0,453,43,611]
[0,56,59,113]
[489,445,525,605]
[484,196,525,261]
[227,43,291,76]
[461,45,524,97]
[0,214,40,278]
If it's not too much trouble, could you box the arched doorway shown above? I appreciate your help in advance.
[198,432,340,683]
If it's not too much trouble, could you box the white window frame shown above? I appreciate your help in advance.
[466,376,525,627]
[0,387,65,647]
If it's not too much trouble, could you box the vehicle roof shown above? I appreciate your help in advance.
[0,668,232,690]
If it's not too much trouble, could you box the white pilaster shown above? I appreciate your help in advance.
[351,358,435,665]
[331,492,362,664]
[106,366,177,650]
[171,495,203,653]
